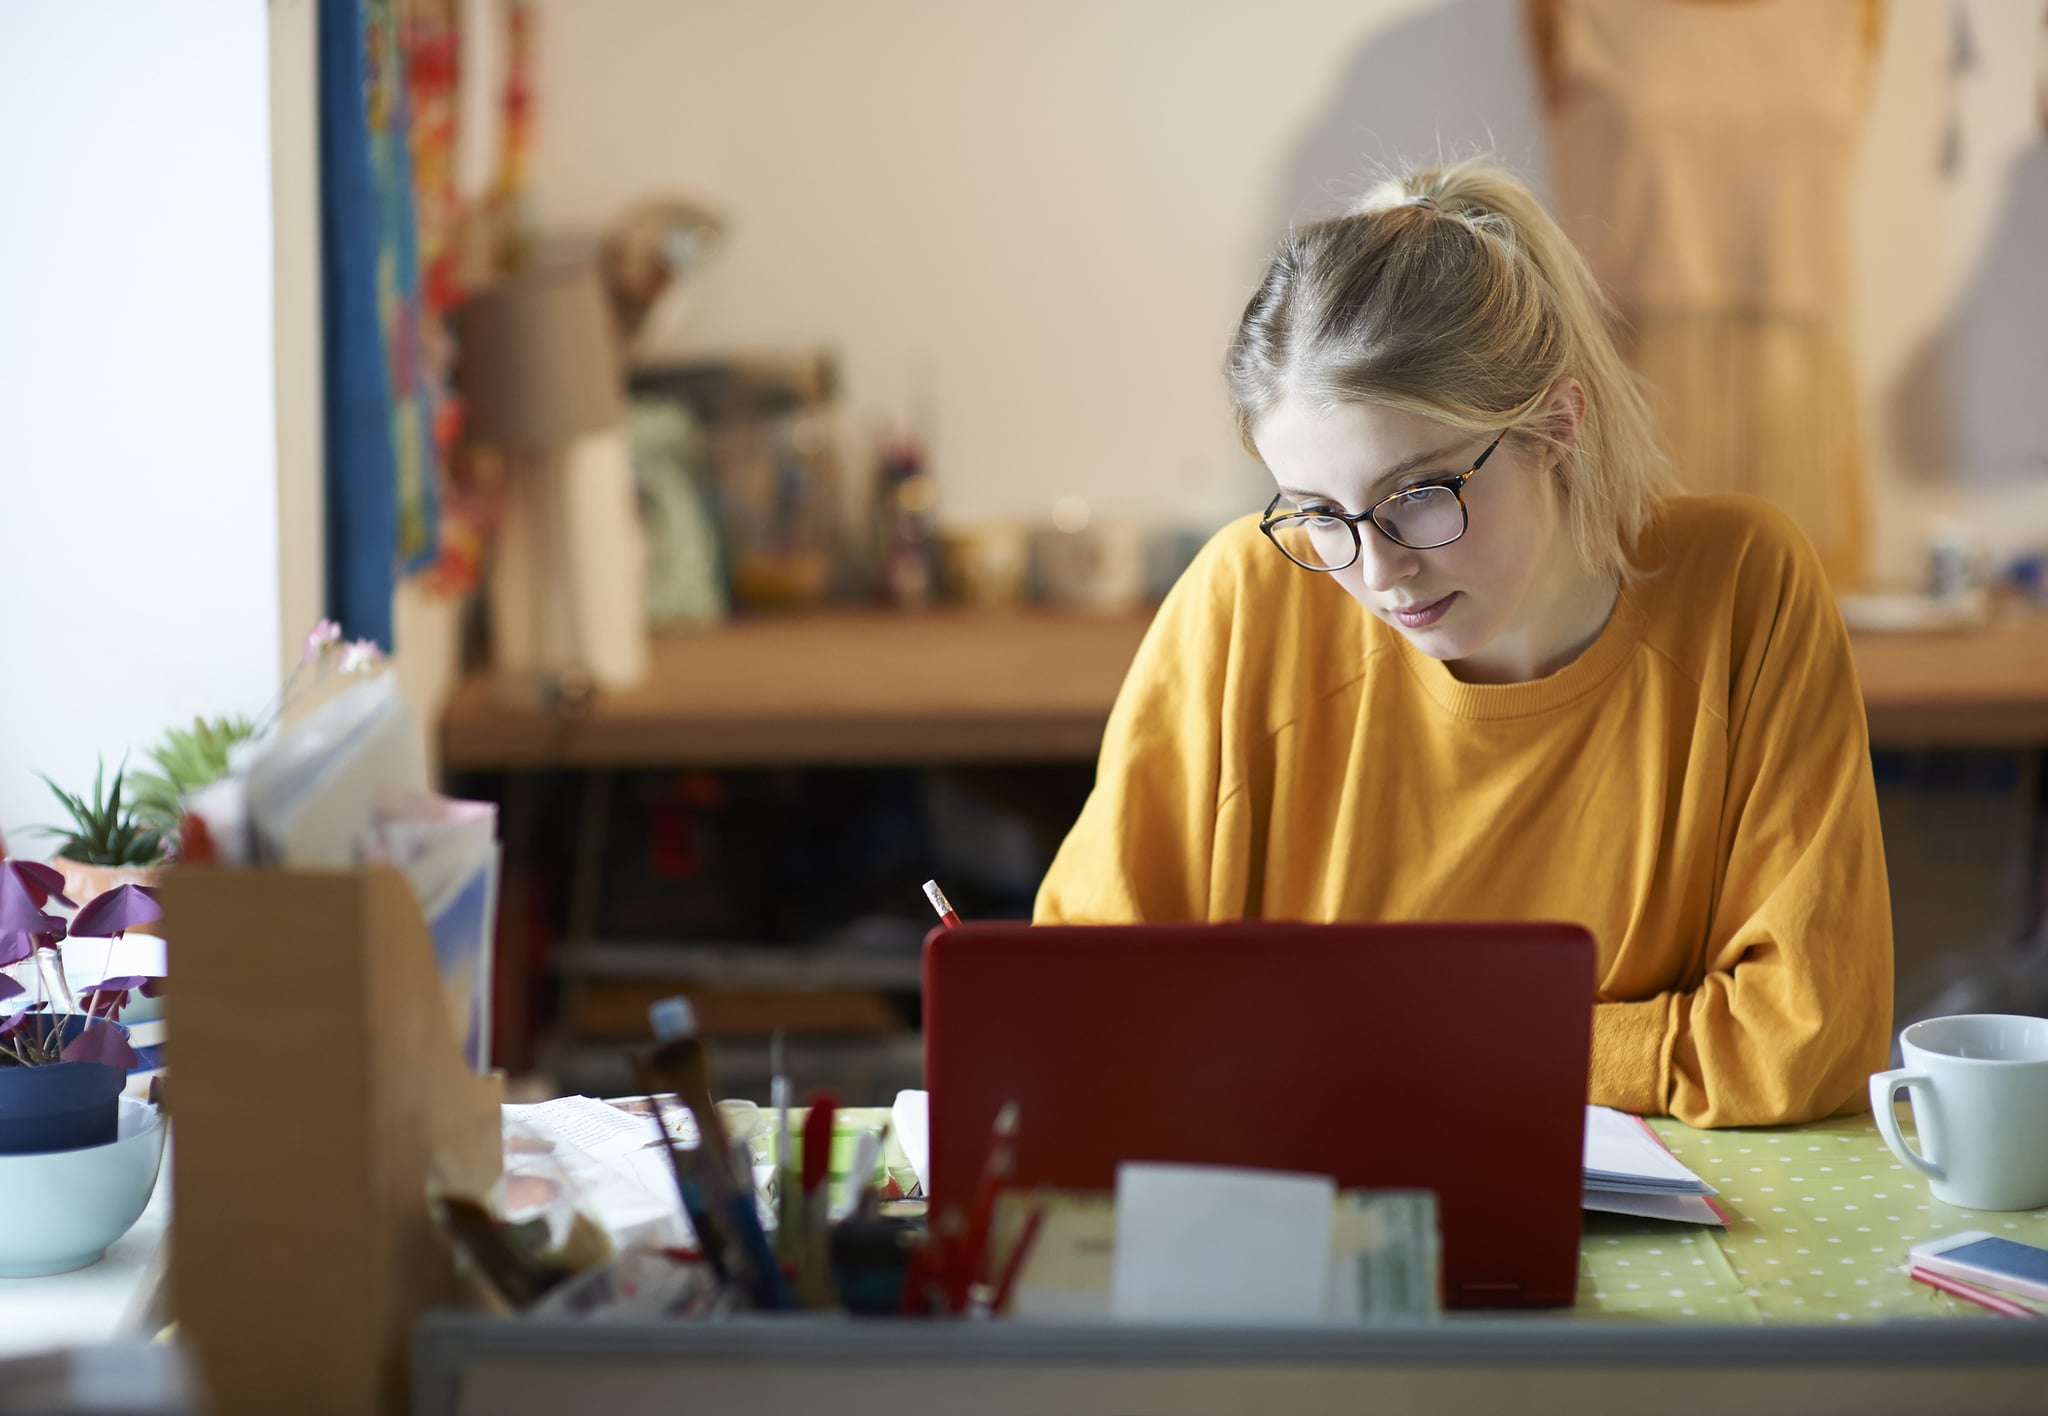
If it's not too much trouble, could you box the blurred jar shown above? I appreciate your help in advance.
[1145,525,1213,599]
[1034,497,1146,615]
[1925,516,1991,600]
[721,409,839,611]
[938,522,1030,608]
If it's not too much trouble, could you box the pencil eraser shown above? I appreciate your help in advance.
[649,995,699,1042]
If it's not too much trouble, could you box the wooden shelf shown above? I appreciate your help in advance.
[442,607,1155,769]
[441,606,2048,770]
[1847,613,2048,748]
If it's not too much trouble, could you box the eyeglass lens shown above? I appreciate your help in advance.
[1373,486,1465,549]
[1269,485,1465,567]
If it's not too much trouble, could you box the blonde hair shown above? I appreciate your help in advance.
[1226,159,1671,580]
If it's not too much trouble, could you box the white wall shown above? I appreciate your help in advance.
[1854,0,2048,576]
[271,0,327,685]
[527,0,1463,530]
[526,0,2045,580]
[0,2,284,849]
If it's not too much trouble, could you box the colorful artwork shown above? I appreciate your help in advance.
[324,0,530,624]
[363,0,441,574]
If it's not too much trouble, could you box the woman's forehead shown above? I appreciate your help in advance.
[1255,399,1467,499]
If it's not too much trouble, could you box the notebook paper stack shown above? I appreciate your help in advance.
[1582,1105,1724,1225]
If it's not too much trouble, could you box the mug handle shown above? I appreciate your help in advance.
[1869,1069,1944,1182]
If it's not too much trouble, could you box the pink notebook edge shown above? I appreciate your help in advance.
[1624,1111,1731,1224]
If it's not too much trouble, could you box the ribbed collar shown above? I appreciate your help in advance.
[1382,584,1648,721]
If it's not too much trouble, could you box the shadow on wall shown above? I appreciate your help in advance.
[1261,0,1552,254]
[1892,141,2048,489]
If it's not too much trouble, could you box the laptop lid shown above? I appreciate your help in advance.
[923,920,1596,1309]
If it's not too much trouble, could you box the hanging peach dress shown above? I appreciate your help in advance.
[1530,0,1882,586]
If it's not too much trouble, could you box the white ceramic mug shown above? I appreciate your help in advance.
[1869,1014,2048,1212]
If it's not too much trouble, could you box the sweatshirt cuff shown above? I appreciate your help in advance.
[1591,995,1675,1116]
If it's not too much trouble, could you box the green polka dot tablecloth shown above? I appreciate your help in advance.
[1571,1110,2048,1323]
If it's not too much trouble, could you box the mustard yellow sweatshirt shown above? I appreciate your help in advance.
[1036,496,1892,1127]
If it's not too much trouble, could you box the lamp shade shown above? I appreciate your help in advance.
[454,262,625,451]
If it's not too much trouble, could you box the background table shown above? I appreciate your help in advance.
[442,609,2048,770]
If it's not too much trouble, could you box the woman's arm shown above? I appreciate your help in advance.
[1593,514,1893,1127]
[1033,536,1244,924]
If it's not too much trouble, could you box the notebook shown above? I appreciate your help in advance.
[1582,1104,1724,1225]
[923,920,1596,1308]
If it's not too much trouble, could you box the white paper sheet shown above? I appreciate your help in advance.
[1110,1163,1335,1324]
[505,1096,653,1160]
[502,1098,688,1250]
[892,1089,930,1195]
[1583,1105,1716,1195]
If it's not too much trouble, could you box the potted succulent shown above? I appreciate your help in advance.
[34,757,169,919]
[131,713,258,841]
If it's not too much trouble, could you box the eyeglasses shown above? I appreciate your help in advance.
[1258,430,1508,572]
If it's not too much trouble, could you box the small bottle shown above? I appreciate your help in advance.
[874,436,938,608]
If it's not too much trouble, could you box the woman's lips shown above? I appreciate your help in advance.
[1391,592,1458,629]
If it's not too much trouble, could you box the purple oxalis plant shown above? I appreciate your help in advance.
[0,855,162,1072]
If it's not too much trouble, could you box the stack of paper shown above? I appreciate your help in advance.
[184,674,503,1073]
[996,1165,1440,1323]
[1582,1105,1723,1225]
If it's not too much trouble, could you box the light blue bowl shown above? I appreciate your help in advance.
[0,1096,165,1277]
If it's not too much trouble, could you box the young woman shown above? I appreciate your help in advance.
[1034,161,1892,1128]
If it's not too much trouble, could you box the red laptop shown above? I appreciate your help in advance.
[922,920,1596,1309]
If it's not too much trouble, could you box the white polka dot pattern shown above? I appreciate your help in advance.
[1571,1111,2048,1322]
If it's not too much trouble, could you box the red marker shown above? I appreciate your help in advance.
[922,879,961,930]
[955,1100,1019,1312]
[795,1090,839,1307]
[989,1201,1047,1316]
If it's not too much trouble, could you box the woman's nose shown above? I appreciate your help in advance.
[1353,525,1420,593]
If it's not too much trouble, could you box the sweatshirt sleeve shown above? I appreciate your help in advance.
[1591,513,1894,1127]
[1033,534,1246,924]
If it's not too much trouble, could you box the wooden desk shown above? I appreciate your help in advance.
[416,1108,2048,1415]
[441,608,2048,770]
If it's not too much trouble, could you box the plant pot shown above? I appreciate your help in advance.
[55,857,164,934]
[0,1095,165,1276]
[0,1015,129,1154]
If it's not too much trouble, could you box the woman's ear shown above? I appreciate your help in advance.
[1544,376,1587,457]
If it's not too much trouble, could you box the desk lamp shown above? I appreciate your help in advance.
[456,261,649,702]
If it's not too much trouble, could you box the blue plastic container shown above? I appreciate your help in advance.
[0,1015,129,1154]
